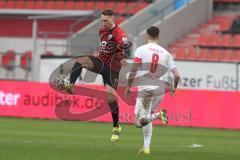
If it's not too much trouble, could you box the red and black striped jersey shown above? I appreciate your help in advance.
[97,25,128,71]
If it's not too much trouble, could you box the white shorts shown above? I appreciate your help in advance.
[134,86,164,118]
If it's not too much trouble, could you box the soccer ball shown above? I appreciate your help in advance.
[54,74,69,90]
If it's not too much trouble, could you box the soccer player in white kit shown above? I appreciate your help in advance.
[125,26,180,155]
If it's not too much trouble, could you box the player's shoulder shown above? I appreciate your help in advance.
[114,25,126,35]
[136,44,149,52]
[134,44,148,56]
[157,45,173,57]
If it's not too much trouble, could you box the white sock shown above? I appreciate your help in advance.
[143,123,152,149]
[139,112,160,124]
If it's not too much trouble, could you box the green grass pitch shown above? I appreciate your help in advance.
[0,117,240,160]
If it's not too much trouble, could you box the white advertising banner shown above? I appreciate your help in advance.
[40,58,240,91]
[176,61,239,91]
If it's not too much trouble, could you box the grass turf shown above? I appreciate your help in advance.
[0,117,240,160]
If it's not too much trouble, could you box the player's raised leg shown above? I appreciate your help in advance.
[65,56,101,94]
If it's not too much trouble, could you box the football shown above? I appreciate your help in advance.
[54,74,68,90]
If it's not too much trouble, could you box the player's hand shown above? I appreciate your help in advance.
[124,86,131,99]
[121,58,127,66]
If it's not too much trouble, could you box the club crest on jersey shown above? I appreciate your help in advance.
[108,34,113,40]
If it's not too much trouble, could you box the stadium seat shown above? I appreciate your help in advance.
[175,48,185,60]
[105,2,115,10]
[231,50,240,62]
[25,1,35,9]
[208,34,220,47]
[73,1,85,10]
[114,2,127,14]
[219,34,231,47]
[95,2,107,10]
[219,20,232,31]
[1,50,16,70]
[219,49,232,62]
[0,1,5,8]
[55,1,64,10]
[20,51,32,70]
[129,2,147,14]
[197,35,208,46]
[84,1,95,10]
[133,2,147,13]
[196,49,208,61]
[64,1,74,10]
[208,49,220,61]
[34,1,45,10]
[15,1,26,9]
[231,35,240,48]
[185,47,196,60]
[5,0,16,9]
[45,1,55,10]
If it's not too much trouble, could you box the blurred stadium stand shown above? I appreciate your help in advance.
[168,0,240,62]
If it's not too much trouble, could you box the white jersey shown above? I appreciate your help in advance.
[133,43,176,91]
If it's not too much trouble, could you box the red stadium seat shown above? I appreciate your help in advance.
[1,50,16,70]
[219,20,232,31]
[34,1,45,10]
[175,48,185,60]
[105,2,116,10]
[73,1,85,10]
[185,47,196,60]
[84,1,95,10]
[208,34,220,47]
[196,49,208,61]
[208,49,220,61]
[197,35,208,46]
[45,1,55,10]
[219,34,231,47]
[231,50,240,62]
[20,51,32,70]
[5,1,16,9]
[219,49,232,62]
[130,2,147,14]
[15,1,25,9]
[231,35,240,48]
[55,1,64,10]
[64,1,74,10]
[95,2,106,10]
[25,1,35,9]
[0,1,5,8]
[115,2,127,14]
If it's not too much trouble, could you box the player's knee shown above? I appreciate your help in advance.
[107,94,116,103]
[106,89,116,103]
[76,57,93,70]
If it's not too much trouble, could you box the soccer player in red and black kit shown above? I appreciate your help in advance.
[64,9,130,143]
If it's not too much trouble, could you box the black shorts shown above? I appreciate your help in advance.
[88,56,120,89]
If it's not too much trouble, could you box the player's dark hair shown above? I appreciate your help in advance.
[146,26,160,39]
[102,9,114,16]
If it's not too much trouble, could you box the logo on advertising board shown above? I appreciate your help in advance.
[0,90,20,106]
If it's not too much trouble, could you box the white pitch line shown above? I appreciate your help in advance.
[181,144,203,148]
